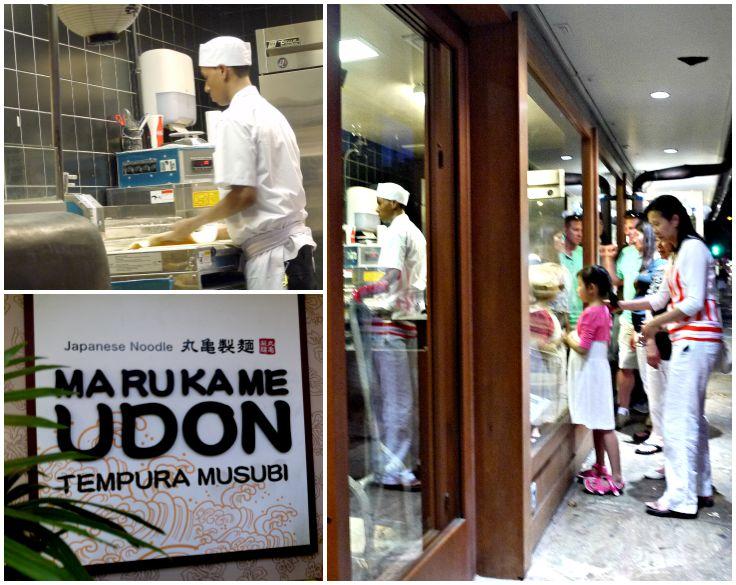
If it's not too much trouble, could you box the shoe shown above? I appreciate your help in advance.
[380,479,421,492]
[635,443,663,455]
[644,467,665,480]
[645,501,697,519]
[698,495,714,509]
[576,463,608,484]
[583,476,625,496]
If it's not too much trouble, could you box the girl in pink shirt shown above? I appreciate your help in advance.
[564,265,623,496]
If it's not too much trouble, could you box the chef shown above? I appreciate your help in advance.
[146,36,316,290]
[353,182,427,491]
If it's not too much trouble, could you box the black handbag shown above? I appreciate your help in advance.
[654,331,672,361]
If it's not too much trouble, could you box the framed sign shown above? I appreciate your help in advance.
[28,294,317,574]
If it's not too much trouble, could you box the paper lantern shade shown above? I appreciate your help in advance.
[57,4,141,44]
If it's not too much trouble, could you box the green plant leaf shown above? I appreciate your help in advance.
[4,451,95,475]
[4,414,67,429]
[4,364,64,382]
[42,531,91,580]
[4,343,26,363]
[5,355,46,368]
[4,387,75,402]
[4,536,76,580]
[32,497,165,535]
[8,506,164,553]
[5,507,115,547]
[21,500,123,533]
[5,471,23,492]
[5,482,47,504]
[26,522,91,580]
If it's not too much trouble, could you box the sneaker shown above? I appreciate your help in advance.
[644,467,665,480]
[576,463,609,483]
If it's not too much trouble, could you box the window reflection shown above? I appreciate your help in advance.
[341,5,428,579]
[527,73,582,447]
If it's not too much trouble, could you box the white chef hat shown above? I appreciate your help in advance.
[199,36,252,67]
[376,182,410,206]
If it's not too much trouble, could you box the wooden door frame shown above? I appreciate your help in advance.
[326,4,476,580]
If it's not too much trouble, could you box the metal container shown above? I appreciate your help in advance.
[256,19,323,288]
[4,211,110,289]
[107,243,243,290]
[106,182,220,218]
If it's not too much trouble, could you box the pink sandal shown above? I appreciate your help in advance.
[576,463,608,483]
[583,475,625,496]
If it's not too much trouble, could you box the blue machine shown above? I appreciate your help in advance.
[115,145,215,188]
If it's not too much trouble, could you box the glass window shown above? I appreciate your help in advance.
[527,72,582,448]
[341,5,428,579]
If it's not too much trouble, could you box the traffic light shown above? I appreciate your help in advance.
[711,244,722,258]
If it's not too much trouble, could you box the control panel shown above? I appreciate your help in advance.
[116,145,214,188]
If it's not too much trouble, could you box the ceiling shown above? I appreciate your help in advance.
[340,5,731,208]
[532,4,732,206]
[340,4,425,155]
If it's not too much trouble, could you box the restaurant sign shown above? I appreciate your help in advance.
[32,295,316,573]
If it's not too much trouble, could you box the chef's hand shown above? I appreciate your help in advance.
[169,217,200,241]
[128,230,195,249]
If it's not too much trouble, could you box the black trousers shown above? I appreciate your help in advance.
[285,245,317,290]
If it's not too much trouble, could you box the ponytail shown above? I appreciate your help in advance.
[607,290,619,309]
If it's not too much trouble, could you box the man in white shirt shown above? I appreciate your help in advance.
[150,36,316,290]
[353,183,427,491]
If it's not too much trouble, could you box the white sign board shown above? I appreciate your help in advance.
[33,295,316,573]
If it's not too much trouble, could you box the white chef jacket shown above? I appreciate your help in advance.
[376,213,427,314]
[214,85,314,260]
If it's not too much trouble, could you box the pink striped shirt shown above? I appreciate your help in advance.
[646,237,723,343]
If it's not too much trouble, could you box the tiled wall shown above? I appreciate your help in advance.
[4,4,322,202]
[342,130,425,224]
[5,4,63,200]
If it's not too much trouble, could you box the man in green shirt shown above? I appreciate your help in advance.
[601,211,643,427]
[558,213,584,329]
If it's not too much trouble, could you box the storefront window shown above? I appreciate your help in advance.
[527,72,582,448]
[341,5,428,579]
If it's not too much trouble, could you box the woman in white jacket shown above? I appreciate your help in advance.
[619,195,723,519]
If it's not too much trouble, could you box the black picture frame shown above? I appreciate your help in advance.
[24,294,318,575]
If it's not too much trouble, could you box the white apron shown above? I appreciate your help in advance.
[567,340,615,430]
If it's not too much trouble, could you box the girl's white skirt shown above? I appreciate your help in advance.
[567,340,615,430]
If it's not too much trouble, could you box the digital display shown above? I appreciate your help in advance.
[191,158,213,170]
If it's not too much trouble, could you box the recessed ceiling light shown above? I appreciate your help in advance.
[560,155,572,161]
[339,38,379,63]
[650,91,671,99]
[663,148,678,154]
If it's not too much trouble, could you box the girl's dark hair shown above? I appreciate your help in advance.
[644,194,704,250]
[578,264,619,308]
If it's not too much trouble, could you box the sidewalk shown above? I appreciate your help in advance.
[523,367,732,581]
